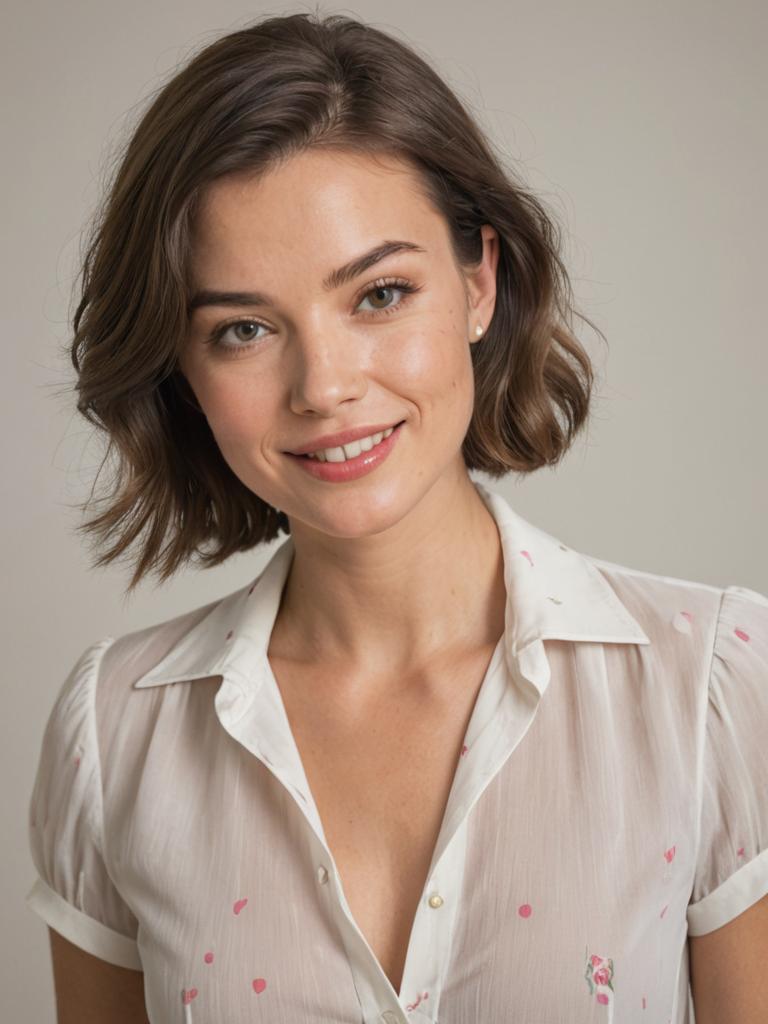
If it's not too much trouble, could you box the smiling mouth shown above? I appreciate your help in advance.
[291,420,406,461]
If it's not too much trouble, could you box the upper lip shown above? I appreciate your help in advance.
[286,420,403,455]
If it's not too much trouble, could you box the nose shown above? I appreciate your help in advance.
[287,324,369,418]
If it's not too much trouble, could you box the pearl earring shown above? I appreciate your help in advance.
[475,324,483,337]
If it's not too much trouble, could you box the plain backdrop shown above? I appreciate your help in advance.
[3,0,766,1017]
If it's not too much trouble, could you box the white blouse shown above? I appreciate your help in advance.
[25,480,768,1023]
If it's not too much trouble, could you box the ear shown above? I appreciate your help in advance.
[464,224,499,343]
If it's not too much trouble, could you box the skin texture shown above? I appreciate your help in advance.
[687,892,768,1022]
[178,147,504,684]
[49,929,149,1024]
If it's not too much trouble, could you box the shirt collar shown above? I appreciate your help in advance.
[132,480,650,693]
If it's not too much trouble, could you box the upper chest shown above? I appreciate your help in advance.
[268,644,499,855]
[267,644,500,991]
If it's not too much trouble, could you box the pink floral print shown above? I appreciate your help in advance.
[405,990,429,1012]
[585,950,615,1019]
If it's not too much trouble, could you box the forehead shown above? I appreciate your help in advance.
[190,149,445,271]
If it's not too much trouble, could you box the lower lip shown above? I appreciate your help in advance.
[285,421,405,482]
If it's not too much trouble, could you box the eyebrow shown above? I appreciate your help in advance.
[187,239,427,315]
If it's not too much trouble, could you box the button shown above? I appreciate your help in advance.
[317,865,329,885]
[428,893,444,908]
[380,1012,400,1023]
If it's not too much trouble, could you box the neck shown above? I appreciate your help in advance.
[270,470,507,676]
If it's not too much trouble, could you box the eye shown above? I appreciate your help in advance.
[206,319,267,352]
[356,278,418,315]
[205,276,422,356]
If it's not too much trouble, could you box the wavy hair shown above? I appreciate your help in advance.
[67,10,601,592]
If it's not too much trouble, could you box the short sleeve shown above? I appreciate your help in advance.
[25,637,143,970]
[686,585,768,936]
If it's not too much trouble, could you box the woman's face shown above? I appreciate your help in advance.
[179,148,498,539]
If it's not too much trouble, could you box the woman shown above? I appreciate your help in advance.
[24,11,768,1023]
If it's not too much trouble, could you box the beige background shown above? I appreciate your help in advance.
[3,0,766,1016]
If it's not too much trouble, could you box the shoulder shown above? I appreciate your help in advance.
[583,553,757,657]
[97,579,253,696]
[581,552,733,647]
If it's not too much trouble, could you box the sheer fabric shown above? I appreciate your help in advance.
[25,480,768,1023]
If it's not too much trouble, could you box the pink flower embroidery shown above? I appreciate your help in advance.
[405,991,429,1011]
[584,949,615,1006]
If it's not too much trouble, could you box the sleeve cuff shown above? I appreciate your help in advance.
[687,846,768,936]
[25,876,142,971]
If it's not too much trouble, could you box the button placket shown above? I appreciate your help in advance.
[223,661,331,850]
[320,866,413,1022]
[394,815,470,1022]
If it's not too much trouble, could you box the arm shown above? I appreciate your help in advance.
[49,928,150,1024]
[688,891,768,1023]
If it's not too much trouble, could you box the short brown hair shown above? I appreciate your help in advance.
[68,10,601,593]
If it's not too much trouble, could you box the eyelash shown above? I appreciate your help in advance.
[205,277,422,355]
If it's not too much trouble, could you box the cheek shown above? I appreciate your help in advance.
[394,328,475,411]
[197,376,273,447]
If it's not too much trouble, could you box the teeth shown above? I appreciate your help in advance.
[307,425,395,462]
